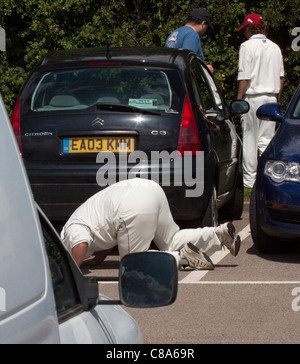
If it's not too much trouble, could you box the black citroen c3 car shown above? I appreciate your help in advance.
[11,47,249,227]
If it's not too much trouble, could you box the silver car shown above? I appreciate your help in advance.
[0,94,177,344]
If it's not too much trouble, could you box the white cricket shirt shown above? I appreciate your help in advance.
[61,178,163,257]
[238,34,284,95]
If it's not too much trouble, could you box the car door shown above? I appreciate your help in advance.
[40,215,113,343]
[39,209,144,344]
[189,56,237,196]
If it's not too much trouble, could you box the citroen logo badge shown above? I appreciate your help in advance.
[92,117,105,127]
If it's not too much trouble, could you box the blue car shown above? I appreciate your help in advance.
[250,85,300,253]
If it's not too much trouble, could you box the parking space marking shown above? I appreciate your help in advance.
[179,224,251,284]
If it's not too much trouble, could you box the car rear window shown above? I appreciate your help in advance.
[31,67,183,113]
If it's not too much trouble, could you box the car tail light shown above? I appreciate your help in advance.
[10,97,23,155]
[177,95,201,156]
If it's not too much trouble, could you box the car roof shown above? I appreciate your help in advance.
[37,47,194,71]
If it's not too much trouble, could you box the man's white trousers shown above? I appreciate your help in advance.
[241,94,277,188]
[116,180,221,258]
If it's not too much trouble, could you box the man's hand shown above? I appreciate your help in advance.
[82,248,114,266]
[207,64,215,73]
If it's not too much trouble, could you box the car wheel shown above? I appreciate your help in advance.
[201,186,218,228]
[250,183,285,253]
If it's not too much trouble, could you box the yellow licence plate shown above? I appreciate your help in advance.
[63,137,135,153]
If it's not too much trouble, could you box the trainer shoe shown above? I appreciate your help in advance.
[180,242,214,270]
[215,222,241,257]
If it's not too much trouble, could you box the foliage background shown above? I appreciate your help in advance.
[0,0,299,114]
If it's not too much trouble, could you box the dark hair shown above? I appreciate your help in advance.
[187,16,205,25]
[243,23,268,36]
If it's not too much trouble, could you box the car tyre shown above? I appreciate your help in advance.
[220,165,244,220]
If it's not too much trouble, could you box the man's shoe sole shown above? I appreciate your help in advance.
[180,243,215,270]
[231,235,241,257]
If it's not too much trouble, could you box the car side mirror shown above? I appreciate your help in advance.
[229,100,250,116]
[119,252,178,308]
[256,103,283,122]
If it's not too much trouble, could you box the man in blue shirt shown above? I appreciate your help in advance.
[165,8,213,64]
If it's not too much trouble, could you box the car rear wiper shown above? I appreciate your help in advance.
[95,102,162,115]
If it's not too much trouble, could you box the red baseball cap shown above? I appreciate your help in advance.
[237,13,264,31]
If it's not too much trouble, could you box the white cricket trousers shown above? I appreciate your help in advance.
[116,179,221,258]
[241,94,277,188]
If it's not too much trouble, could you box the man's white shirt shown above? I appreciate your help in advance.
[238,34,284,95]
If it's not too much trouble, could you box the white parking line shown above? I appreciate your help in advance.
[179,224,251,284]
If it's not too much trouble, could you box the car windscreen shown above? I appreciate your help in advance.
[31,67,184,113]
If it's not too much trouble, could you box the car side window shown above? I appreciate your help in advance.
[291,94,300,119]
[41,218,82,323]
[190,58,222,113]
[201,67,223,111]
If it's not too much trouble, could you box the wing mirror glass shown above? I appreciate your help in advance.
[119,252,178,308]
[230,100,250,116]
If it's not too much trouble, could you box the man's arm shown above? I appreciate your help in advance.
[277,77,284,103]
[237,80,250,99]
[72,242,89,267]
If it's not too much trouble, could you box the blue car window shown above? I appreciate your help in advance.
[291,93,300,119]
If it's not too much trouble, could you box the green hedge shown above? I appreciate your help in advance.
[0,0,299,114]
